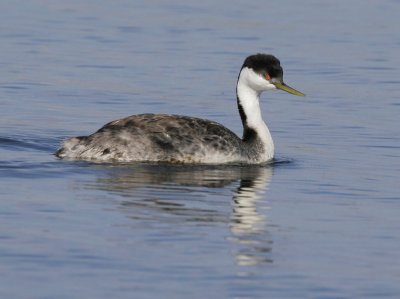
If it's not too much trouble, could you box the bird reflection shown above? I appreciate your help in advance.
[85,162,274,266]
[230,167,273,266]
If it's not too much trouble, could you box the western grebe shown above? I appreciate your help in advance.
[55,54,304,164]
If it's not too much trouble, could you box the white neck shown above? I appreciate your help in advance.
[237,68,274,161]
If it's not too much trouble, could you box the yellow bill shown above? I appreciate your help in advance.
[274,82,305,97]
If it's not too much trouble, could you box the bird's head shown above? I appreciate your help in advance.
[239,53,305,96]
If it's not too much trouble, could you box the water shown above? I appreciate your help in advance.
[1,0,400,298]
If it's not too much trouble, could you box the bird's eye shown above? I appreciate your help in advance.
[265,73,271,81]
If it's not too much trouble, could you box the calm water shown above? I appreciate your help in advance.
[1,0,400,298]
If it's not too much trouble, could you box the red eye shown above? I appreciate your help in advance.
[265,73,271,80]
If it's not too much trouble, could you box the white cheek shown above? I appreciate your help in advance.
[253,77,276,92]
[260,80,276,90]
[242,67,276,92]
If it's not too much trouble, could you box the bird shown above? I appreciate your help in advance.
[55,53,304,164]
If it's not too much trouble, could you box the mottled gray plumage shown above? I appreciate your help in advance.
[56,113,264,163]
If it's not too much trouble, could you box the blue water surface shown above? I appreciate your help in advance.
[1,0,399,298]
